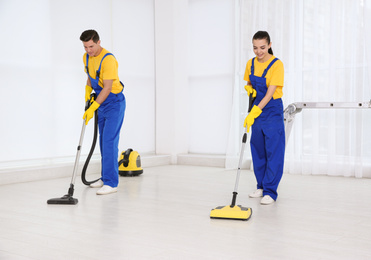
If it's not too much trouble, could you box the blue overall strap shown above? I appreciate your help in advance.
[251,58,255,75]
[97,53,124,91]
[85,54,90,77]
[261,58,278,78]
[96,53,114,79]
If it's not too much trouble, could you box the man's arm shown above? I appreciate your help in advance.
[96,79,113,104]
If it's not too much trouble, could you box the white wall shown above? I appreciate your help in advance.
[188,0,235,154]
[0,0,236,172]
[154,0,235,161]
[111,0,156,154]
[154,0,189,163]
[0,0,155,168]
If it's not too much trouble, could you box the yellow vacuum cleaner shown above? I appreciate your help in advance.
[210,94,254,221]
[119,148,143,176]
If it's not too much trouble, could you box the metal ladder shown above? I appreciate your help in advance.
[284,101,371,144]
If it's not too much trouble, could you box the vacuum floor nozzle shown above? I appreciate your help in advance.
[210,95,254,221]
[47,195,78,205]
[210,205,252,221]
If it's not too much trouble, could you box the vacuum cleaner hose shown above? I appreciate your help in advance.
[81,94,100,186]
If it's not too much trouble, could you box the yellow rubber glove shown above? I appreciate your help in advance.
[244,85,257,98]
[83,101,100,125]
[243,105,262,132]
[85,85,93,102]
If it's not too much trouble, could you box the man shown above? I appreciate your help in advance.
[80,29,126,195]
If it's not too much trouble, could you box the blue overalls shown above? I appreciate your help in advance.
[86,53,126,188]
[249,58,285,200]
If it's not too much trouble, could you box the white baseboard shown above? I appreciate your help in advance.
[0,154,171,186]
[177,153,252,169]
[0,153,255,185]
[177,154,226,167]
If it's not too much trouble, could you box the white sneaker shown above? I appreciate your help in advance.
[90,179,104,188]
[249,189,263,198]
[261,195,275,205]
[96,185,118,195]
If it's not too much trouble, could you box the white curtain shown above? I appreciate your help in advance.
[227,0,371,178]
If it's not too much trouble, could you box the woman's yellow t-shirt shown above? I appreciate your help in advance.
[83,48,123,94]
[243,55,284,99]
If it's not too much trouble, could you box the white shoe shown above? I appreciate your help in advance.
[249,189,263,198]
[90,179,104,188]
[96,185,118,195]
[261,195,275,205]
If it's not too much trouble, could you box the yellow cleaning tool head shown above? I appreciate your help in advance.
[210,205,252,221]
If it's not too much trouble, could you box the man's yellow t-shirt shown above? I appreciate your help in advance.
[243,55,284,99]
[83,48,123,94]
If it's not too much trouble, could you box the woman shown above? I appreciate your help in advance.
[243,31,285,205]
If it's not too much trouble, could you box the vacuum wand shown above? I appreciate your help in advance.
[231,92,254,207]
[209,92,254,220]
[47,94,95,205]
[231,130,248,207]
[248,92,255,112]
[71,121,87,186]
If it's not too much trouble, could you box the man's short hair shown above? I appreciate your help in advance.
[80,30,100,43]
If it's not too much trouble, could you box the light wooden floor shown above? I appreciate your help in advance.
[0,165,371,260]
